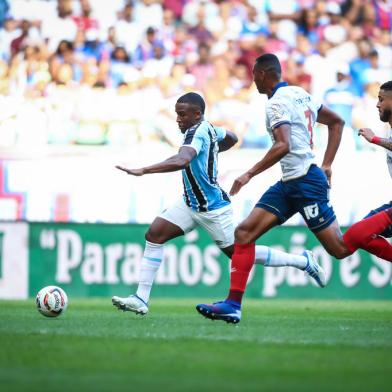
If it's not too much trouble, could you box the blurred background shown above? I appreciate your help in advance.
[0,0,391,225]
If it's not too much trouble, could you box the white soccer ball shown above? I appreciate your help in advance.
[36,286,68,318]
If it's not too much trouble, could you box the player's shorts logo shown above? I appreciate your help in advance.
[303,203,319,220]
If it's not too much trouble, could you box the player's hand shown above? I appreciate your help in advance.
[358,128,375,143]
[115,165,145,176]
[230,172,252,195]
[321,165,332,188]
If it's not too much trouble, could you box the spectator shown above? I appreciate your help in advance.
[0,0,9,28]
[349,38,374,96]
[133,27,163,66]
[187,4,214,45]
[163,0,186,22]
[373,0,392,30]
[142,44,174,78]
[113,1,142,57]
[10,19,30,57]
[40,0,78,52]
[324,62,357,129]
[109,46,138,87]
[0,18,19,61]
[239,4,268,40]
[320,2,348,46]
[189,42,214,90]
[304,39,341,101]
[72,0,99,33]
[298,8,320,44]
[133,0,163,30]
[170,26,197,64]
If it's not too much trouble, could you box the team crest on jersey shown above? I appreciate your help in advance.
[303,203,319,220]
[270,104,282,122]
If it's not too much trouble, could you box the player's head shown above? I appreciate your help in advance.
[378,81,392,124]
[175,92,205,133]
[253,53,282,96]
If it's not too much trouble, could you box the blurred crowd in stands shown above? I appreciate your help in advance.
[0,0,391,150]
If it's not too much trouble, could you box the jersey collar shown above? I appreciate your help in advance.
[270,81,288,98]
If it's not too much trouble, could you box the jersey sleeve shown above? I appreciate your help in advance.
[213,126,227,142]
[312,96,322,112]
[266,99,292,130]
[182,126,205,155]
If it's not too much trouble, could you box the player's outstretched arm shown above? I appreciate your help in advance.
[229,124,290,195]
[218,130,238,152]
[359,128,392,151]
[116,147,197,176]
[316,106,345,186]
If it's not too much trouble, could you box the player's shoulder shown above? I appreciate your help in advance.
[277,84,309,99]
[278,85,318,108]
[184,120,206,137]
[267,87,293,109]
[184,120,209,144]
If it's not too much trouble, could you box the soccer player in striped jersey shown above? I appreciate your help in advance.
[196,56,392,324]
[112,92,326,315]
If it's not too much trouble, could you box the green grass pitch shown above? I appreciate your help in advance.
[1,298,391,392]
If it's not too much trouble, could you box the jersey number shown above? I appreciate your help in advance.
[304,109,314,148]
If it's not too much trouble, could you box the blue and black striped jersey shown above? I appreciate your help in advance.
[181,120,230,212]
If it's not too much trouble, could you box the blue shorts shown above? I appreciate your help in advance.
[364,201,392,238]
[255,165,336,232]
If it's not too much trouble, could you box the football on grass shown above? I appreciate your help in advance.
[36,286,68,317]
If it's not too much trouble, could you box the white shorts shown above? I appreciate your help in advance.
[159,199,235,249]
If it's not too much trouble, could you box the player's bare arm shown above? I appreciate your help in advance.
[316,106,345,186]
[230,124,291,195]
[218,130,238,152]
[359,128,392,151]
[116,146,196,176]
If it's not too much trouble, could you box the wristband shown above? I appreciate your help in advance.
[371,136,381,144]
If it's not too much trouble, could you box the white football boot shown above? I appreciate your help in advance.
[303,250,327,288]
[112,294,149,315]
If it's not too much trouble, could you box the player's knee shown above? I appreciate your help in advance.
[328,246,351,260]
[145,228,165,244]
[234,226,252,244]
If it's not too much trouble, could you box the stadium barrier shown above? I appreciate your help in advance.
[0,222,391,300]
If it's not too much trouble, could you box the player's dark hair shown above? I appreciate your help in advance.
[255,53,282,79]
[177,92,206,114]
[380,81,392,92]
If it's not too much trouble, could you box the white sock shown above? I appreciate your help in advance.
[136,241,164,304]
[255,245,307,269]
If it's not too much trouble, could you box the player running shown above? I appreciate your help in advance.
[112,92,325,316]
[196,55,392,324]
[343,81,392,261]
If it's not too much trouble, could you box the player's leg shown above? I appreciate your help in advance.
[220,239,315,272]
[134,216,185,307]
[194,202,313,291]
[298,167,392,261]
[195,204,315,292]
[227,175,330,302]
[196,180,325,323]
[196,206,280,323]
[312,219,350,259]
[112,200,195,314]
[362,203,392,238]
[359,235,392,261]
[292,164,350,260]
[342,204,392,261]
[314,207,392,261]
[311,214,392,262]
